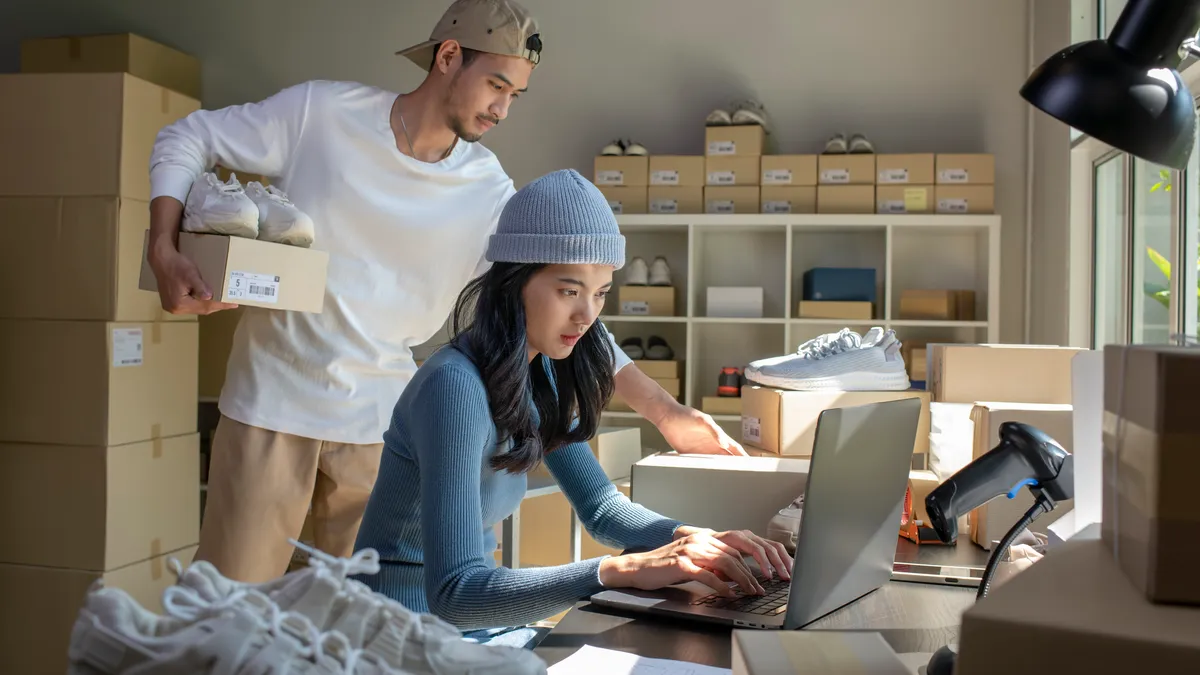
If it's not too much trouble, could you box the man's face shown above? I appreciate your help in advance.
[443,52,533,142]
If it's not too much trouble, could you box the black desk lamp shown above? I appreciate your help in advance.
[1021,0,1200,170]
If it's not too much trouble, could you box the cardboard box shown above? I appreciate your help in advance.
[760,186,817,214]
[0,544,198,675]
[632,454,810,537]
[617,286,675,316]
[898,289,976,320]
[0,196,193,322]
[969,404,1075,550]
[20,33,201,99]
[655,378,682,398]
[0,434,199,570]
[902,470,944,543]
[706,125,765,156]
[928,344,1084,404]
[702,396,743,415]
[0,72,200,200]
[198,307,243,399]
[139,232,329,313]
[876,185,934,214]
[707,286,764,318]
[633,359,680,379]
[802,268,877,302]
[648,186,703,214]
[1102,345,1200,605]
[649,156,705,187]
[0,320,198,446]
[705,186,760,214]
[593,155,648,187]
[818,154,876,185]
[908,346,927,381]
[706,156,761,186]
[740,387,931,457]
[761,155,818,186]
[597,186,648,215]
[733,631,909,675]
[875,153,935,185]
[955,539,1200,675]
[797,300,873,320]
[935,185,995,214]
[935,153,995,184]
[817,185,875,213]
[532,427,643,480]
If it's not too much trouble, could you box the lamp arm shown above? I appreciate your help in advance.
[1186,37,1200,59]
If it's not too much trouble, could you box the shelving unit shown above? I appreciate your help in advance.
[600,213,1001,436]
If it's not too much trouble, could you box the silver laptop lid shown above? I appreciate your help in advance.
[782,397,921,630]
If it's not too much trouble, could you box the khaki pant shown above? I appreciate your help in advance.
[197,415,384,583]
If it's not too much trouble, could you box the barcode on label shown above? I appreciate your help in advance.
[707,200,735,214]
[881,200,906,214]
[607,200,624,215]
[879,169,909,183]
[742,416,762,444]
[708,141,736,155]
[820,169,850,184]
[763,169,793,185]
[650,199,679,214]
[595,170,624,185]
[228,271,281,304]
[939,169,969,183]
[763,200,792,214]
[651,170,680,186]
[621,300,650,315]
[938,198,969,214]
[112,328,144,368]
[249,285,276,297]
[708,171,736,185]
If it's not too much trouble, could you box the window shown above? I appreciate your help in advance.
[1102,0,1126,37]
[1132,159,1174,343]
[1093,155,1127,346]
[1186,118,1200,337]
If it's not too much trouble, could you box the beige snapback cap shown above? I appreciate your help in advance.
[397,0,541,71]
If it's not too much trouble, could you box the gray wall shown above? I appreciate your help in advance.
[1,0,1045,343]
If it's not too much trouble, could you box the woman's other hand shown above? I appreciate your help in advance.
[673,526,794,582]
[598,529,767,598]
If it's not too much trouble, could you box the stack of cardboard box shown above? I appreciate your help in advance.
[934,153,995,214]
[608,359,681,411]
[704,126,765,214]
[593,154,649,214]
[0,34,203,673]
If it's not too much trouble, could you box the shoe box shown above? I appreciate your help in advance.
[954,539,1200,675]
[817,185,875,214]
[0,544,199,675]
[897,289,976,320]
[705,125,767,157]
[618,286,676,316]
[20,32,202,100]
[740,386,931,458]
[760,186,817,214]
[701,396,743,415]
[705,186,760,214]
[593,155,649,187]
[733,631,912,675]
[796,300,874,320]
[968,403,1075,550]
[706,286,764,318]
[705,156,761,187]
[802,267,877,305]
[631,453,811,537]
[927,344,1084,405]
[873,153,936,215]
[138,231,330,313]
[818,153,875,186]
[648,156,705,213]
[598,186,649,215]
[935,153,995,214]
[648,186,703,214]
[761,155,818,187]
[1102,345,1200,606]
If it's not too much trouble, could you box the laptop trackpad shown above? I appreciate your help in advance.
[592,580,720,606]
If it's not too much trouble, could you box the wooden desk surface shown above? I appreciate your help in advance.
[535,538,990,668]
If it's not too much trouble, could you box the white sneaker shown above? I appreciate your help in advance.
[747,328,909,391]
[68,583,401,674]
[745,327,880,376]
[731,100,770,132]
[599,140,624,156]
[648,256,671,286]
[848,133,875,154]
[170,543,548,675]
[623,140,649,156]
[246,181,316,248]
[182,172,260,239]
[705,108,732,126]
[625,257,649,285]
[766,494,804,554]
[822,133,848,155]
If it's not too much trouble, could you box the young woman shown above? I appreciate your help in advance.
[353,169,792,647]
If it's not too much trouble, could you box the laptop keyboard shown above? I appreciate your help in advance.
[691,577,791,615]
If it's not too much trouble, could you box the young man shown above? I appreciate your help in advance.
[147,0,746,583]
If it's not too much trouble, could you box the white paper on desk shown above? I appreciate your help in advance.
[547,645,732,675]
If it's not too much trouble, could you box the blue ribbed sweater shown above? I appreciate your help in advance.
[353,344,683,630]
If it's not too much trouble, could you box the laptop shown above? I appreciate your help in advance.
[590,397,921,630]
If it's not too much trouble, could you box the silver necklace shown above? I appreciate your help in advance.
[397,99,454,160]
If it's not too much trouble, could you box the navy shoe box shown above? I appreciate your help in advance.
[802,268,877,303]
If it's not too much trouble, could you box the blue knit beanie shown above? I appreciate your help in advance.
[486,169,626,269]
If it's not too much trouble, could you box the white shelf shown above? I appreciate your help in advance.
[600,213,1000,411]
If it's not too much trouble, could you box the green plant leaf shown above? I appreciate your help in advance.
[1147,246,1172,279]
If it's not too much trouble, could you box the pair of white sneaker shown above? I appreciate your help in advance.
[705,99,770,132]
[745,326,910,392]
[68,542,547,675]
[183,171,317,248]
[625,256,671,286]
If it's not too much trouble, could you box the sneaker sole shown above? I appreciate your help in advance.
[747,370,910,392]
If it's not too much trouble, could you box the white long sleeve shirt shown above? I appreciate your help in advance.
[150,80,629,444]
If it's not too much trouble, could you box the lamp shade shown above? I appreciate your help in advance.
[1021,39,1196,170]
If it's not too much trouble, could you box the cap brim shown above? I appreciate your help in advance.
[395,39,438,72]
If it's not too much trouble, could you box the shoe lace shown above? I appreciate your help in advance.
[263,184,295,204]
[209,172,245,194]
[794,329,861,360]
[163,584,368,672]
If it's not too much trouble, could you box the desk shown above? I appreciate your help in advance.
[535,538,990,668]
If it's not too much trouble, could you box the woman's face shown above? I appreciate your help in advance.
[523,263,615,360]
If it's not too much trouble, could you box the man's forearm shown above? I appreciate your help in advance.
[613,364,684,426]
[147,196,185,267]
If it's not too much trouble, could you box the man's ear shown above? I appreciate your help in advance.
[434,40,462,74]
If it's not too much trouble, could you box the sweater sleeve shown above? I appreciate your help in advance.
[546,441,682,551]
[149,81,314,203]
[413,365,613,630]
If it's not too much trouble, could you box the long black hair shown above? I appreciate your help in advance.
[450,262,616,474]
